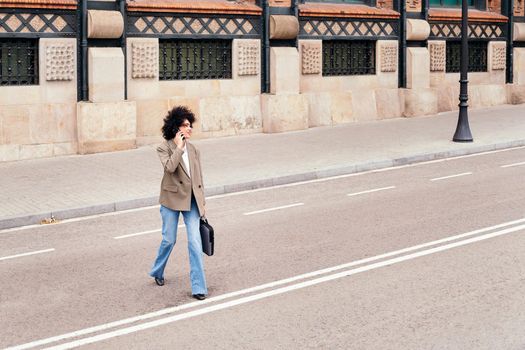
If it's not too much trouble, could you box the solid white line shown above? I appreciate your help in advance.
[113,225,184,240]
[243,203,304,216]
[347,186,396,197]
[501,161,525,168]
[430,172,472,182]
[0,248,55,262]
[42,223,525,350]
[9,216,525,350]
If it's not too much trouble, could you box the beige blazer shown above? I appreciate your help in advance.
[157,140,206,216]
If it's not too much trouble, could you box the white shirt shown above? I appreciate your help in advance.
[181,146,191,178]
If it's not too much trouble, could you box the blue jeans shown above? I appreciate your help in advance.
[149,197,207,295]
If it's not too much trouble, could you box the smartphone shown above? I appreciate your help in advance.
[173,128,185,140]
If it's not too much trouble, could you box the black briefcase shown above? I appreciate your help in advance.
[199,217,214,256]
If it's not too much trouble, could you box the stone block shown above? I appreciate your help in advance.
[135,99,169,139]
[507,84,525,105]
[428,41,446,72]
[88,10,124,39]
[88,47,125,103]
[269,15,299,40]
[233,39,260,78]
[299,40,322,76]
[198,96,262,136]
[437,85,459,112]
[261,94,308,133]
[39,38,77,104]
[219,78,260,97]
[377,40,398,73]
[19,144,54,160]
[514,48,525,85]
[469,84,507,108]
[270,47,300,94]
[0,105,32,144]
[304,93,332,127]
[126,38,160,100]
[514,23,525,41]
[131,41,158,79]
[407,47,430,89]
[77,101,136,154]
[0,144,20,162]
[489,41,506,72]
[0,86,41,106]
[330,92,353,125]
[375,88,404,119]
[406,19,430,41]
[30,104,76,144]
[403,88,438,117]
[53,142,78,156]
[352,90,378,122]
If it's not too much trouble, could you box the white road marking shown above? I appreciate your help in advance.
[430,172,472,182]
[9,216,525,350]
[347,186,396,197]
[0,248,55,262]
[2,146,525,234]
[243,203,304,216]
[40,222,525,350]
[500,161,525,168]
[113,225,184,240]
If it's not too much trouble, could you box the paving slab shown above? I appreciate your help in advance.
[1,104,524,229]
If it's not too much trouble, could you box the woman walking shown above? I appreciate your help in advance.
[149,106,208,300]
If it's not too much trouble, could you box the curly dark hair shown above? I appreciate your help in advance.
[161,106,196,140]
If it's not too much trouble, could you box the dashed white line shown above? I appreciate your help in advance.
[0,248,55,262]
[243,203,304,216]
[430,172,472,182]
[501,161,525,168]
[347,186,396,197]
[113,225,184,240]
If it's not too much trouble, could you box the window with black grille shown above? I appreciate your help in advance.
[322,40,376,76]
[159,39,232,80]
[0,39,39,86]
[446,41,488,73]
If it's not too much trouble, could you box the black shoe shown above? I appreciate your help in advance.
[154,277,165,286]
[192,294,206,300]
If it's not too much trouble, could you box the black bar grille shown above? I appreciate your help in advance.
[446,40,487,73]
[159,39,232,80]
[0,39,39,86]
[322,40,376,76]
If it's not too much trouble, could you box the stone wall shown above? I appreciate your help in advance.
[0,38,78,162]
[127,38,263,146]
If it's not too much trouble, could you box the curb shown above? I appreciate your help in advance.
[2,140,525,230]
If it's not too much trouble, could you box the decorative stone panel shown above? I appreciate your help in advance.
[300,19,398,38]
[301,43,321,75]
[406,0,421,12]
[45,44,75,81]
[0,13,76,35]
[429,41,446,72]
[515,0,525,17]
[131,42,158,79]
[380,42,397,73]
[491,43,506,71]
[237,42,260,76]
[430,23,505,39]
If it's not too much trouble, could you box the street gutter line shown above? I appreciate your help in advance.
[430,172,472,181]
[347,186,396,197]
[501,161,525,168]
[0,248,55,262]
[3,146,525,235]
[41,223,525,350]
[8,216,525,350]
[243,203,304,216]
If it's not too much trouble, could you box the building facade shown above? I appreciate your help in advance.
[0,0,524,161]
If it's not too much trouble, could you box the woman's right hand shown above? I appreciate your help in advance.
[174,131,185,149]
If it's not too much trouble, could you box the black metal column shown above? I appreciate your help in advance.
[261,0,270,93]
[453,0,473,142]
[80,0,88,101]
[120,0,127,99]
[397,0,406,88]
[504,0,514,84]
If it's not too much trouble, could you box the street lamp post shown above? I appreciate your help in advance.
[453,0,473,142]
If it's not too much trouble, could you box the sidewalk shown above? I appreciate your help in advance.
[1,104,525,230]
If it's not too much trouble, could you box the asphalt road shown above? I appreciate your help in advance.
[2,147,525,349]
